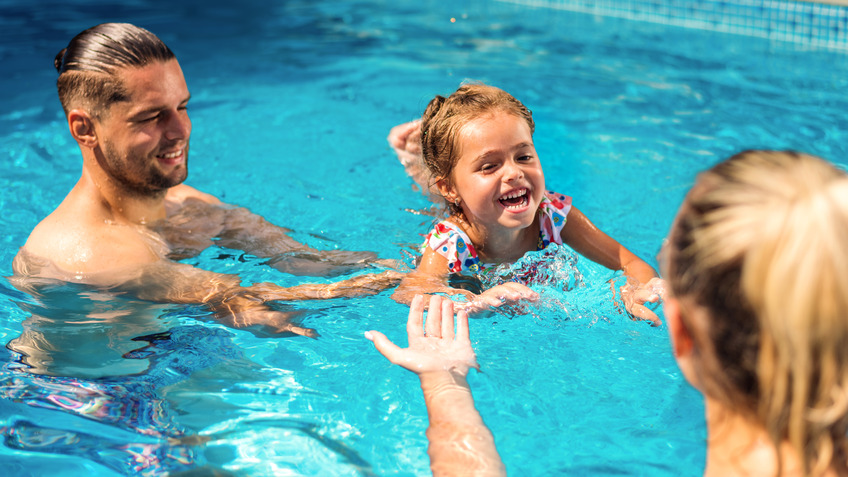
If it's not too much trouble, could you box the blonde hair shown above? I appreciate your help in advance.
[667,150,848,475]
[420,82,534,216]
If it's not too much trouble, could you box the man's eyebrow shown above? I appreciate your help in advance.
[129,94,192,119]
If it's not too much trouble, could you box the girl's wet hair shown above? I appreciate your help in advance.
[666,150,848,476]
[420,83,534,216]
[54,23,175,117]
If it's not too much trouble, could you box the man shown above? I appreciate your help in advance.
[13,23,399,337]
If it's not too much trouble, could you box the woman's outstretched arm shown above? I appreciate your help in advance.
[367,295,506,476]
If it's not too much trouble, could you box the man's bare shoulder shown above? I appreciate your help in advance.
[166,184,222,205]
[17,207,165,281]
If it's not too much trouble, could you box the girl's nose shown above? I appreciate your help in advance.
[503,161,525,182]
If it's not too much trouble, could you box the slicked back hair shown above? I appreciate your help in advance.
[54,23,175,118]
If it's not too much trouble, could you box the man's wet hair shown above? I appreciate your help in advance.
[54,23,175,117]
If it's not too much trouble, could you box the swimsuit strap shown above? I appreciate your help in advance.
[537,191,572,250]
[420,220,482,273]
[422,190,572,274]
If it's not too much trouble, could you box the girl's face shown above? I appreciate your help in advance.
[442,111,545,233]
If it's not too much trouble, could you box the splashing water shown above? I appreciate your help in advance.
[476,245,638,326]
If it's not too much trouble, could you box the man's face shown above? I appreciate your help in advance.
[95,59,191,196]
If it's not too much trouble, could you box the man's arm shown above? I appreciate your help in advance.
[15,220,400,338]
[214,205,383,277]
[167,185,388,277]
[367,295,506,475]
[118,260,401,337]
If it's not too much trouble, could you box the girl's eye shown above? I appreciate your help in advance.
[480,163,496,172]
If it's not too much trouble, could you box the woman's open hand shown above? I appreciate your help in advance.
[366,295,478,377]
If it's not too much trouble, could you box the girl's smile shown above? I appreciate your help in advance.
[498,187,531,211]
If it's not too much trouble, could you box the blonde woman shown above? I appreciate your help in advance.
[368,150,848,476]
[662,150,848,476]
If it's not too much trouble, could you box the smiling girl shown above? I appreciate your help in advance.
[390,83,663,323]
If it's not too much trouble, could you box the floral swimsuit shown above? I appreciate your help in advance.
[421,191,572,274]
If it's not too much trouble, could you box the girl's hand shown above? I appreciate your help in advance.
[388,119,423,161]
[461,282,539,314]
[366,295,478,377]
[619,277,665,326]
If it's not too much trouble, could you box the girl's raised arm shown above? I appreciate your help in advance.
[560,206,664,325]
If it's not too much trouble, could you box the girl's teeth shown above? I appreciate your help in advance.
[501,189,525,200]
[500,190,529,209]
[503,196,528,209]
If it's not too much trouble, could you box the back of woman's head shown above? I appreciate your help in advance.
[667,150,848,475]
[420,83,534,215]
[55,23,175,117]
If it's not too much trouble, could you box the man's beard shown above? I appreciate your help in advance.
[100,141,188,197]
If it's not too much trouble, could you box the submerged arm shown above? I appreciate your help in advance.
[118,260,401,337]
[14,243,399,338]
[214,205,384,277]
[367,295,505,476]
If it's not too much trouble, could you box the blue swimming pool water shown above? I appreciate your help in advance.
[1,0,848,475]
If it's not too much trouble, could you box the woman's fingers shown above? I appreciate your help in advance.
[425,295,443,338]
[442,298,456,340]
[407,294,426,339]
[365,330,404,364]
[455,309,470,342]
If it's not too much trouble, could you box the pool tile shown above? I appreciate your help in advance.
[502,0,848,50]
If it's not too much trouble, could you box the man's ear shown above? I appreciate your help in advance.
[68,109,98,148]
[436,177,458,204]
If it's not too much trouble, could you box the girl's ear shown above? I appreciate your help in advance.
[68,109,98,148]
[436,177,458,204]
